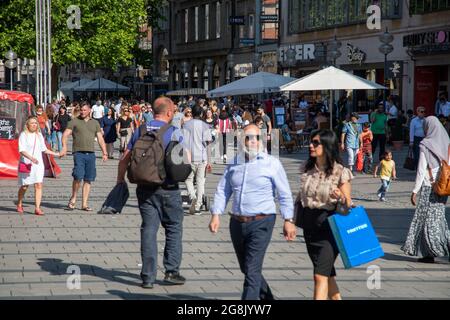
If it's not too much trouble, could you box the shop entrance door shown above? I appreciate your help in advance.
[414,66,439,115]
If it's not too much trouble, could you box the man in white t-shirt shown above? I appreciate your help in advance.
[91,100,105,121]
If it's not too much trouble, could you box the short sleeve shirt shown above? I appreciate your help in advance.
[371,112,387,134]
[261,114,271,130]
[67,117,101,152]
[298,162,353,211]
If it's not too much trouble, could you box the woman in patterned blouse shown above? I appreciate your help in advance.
[297,129,353,300]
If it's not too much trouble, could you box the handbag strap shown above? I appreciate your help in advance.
[31,133,37,158]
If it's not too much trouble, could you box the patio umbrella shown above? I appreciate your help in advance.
[207,72,297,98]
[74,78,130,92]
[280,66,386,130]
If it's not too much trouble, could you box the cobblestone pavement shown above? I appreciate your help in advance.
[0,144,449,300]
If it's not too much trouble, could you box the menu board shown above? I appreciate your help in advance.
[0,118,15,139]
[292,108,306,122]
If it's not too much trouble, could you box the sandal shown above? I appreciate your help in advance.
[81,206,93,212]
[67,201,76,210]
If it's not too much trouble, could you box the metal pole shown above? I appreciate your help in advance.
[39,0,44,105]
[47,0,52,103]
[35,0,40,104]
[330,89,333,131]
[10,69,13,90]
[384,53,387,110]
[42,0,47,105]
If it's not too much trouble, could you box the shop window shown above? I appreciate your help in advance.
[288,0,401,33]
[409,0,450,15]
[205,4,210,40]
[195,7,199,41]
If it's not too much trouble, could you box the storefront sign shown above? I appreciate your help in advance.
[347,44,366,65]
[229,16,245,25]
[0,118,16,139]
[403,30,450,54]
[278,44,316,62]
[387,61,403,79]
[260,15,278,22]
[240,38,255,45]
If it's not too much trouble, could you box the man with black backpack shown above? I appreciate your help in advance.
[116,97,188,289]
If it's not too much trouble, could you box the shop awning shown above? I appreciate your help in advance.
[280,66,386,91]
[166,88,208,96]
[207,72,297,98]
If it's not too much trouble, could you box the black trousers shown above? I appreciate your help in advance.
[371,134,386,162]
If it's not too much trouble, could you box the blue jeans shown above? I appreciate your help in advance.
[229,215,276,300]
[56,131,63,152]
[136,186,184,284]
[377,179,391,198]
[50,131,58,150]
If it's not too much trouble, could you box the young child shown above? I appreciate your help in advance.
[359,122,373,174]
[373,151,397,201]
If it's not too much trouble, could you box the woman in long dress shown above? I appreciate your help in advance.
[17,116,60,216]
[402,116,450,263]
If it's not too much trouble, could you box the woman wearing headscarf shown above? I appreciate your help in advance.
[402,116,450,263]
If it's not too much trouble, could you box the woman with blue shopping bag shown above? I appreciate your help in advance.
[295,129,353,300]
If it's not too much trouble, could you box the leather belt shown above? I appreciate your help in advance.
[230,214,274,223]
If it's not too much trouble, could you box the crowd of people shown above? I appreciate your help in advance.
[13,91,450,300]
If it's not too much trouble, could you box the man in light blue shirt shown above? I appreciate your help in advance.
[435,93,450,117]
[340,113,362,172]
[209,124,296,300]
[409,106,426,169]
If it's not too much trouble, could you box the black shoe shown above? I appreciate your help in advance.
[163,272,186,285]
[417,256,435,263]
[142,282,154,289]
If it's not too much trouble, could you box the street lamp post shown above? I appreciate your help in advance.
[253,52,261,74]
[379,28,394,111]
[4,50,18,91]
[227,53,235,83]
[327,36,342,128]
[328,35,342,67]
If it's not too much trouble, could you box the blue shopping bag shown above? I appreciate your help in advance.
[328,206,384,269]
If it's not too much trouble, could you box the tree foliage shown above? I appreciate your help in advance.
[0,0,163,69]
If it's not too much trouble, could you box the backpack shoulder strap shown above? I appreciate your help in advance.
[139,124,147,138]
[156,123,172,139]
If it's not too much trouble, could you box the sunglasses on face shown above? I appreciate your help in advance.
[310,139,322,148]
[245,134,260,141]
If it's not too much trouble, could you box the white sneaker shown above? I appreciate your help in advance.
[380,197,386,202]
[377,192,382,199]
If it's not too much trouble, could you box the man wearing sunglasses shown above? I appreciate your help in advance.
[209,124,296,300]
[409,106,426,170]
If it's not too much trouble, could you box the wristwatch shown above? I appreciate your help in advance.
[285,218,295,224]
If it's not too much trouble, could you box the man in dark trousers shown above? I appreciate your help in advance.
[116,97,186,289]
[209,124,296,300]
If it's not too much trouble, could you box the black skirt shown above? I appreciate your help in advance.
[303,207,339,277]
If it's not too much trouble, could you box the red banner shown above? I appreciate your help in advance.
[0,90,34,105]
[0,139,61,179]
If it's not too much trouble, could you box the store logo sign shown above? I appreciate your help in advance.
[347,44,366,65]
[278,44,316,62]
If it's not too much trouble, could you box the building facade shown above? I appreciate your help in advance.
[152,0,281,97]
[280,0,450,115]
